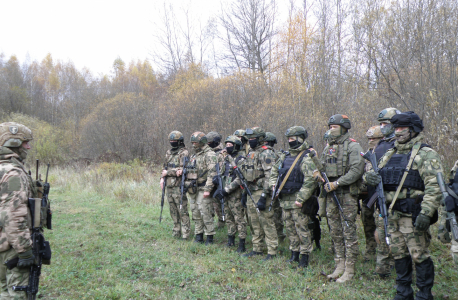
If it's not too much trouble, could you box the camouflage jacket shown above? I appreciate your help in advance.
[269,141,318,209]
[185,145,217,192]
[320,132,365,193]
[450,160,458,182]
[221,150,246,194]
[212,143,225,168]
[0,147,33,253]
[377,133,443,217]
[163,146,189,188]
[226,145,277,195]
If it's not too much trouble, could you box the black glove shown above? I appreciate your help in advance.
[212,176,219,186]
[257,194,267,211]
[213,189,228,200]
[17,249,35,268]
[241,193,247,207]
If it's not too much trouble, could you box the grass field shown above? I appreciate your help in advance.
[36,163,458,299]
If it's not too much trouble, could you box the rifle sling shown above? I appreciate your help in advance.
[276,150,306,195]
[446,185,458,200]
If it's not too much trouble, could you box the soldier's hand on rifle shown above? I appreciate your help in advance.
[214,189,228,200]
[313,170,325,183]
[203,191,211,198]
[415,214,431,231]
[161,170,168,177]
[160,178,165,190]
[212,176,219,186]
[366,171,382,186]
[257,194,267,211]
[295,201,302,208]
[176,169,182,176]
[17,249,35,268]
[324,181,338,193]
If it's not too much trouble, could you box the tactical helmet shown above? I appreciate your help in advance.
[233,129,247,142]
[206,131,222,144]
[0,122,33,148]
[365,126,383,139]
[390,111,424,133]
[245,127,266,142]
[285,126,308,140]
[224,135,242,147]
[265,132,277,144]
[328,114,351,129]
[378,108,401,123]
[168,130,184,141]
[190,131,207,145]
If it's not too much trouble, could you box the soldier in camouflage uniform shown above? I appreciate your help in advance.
[314,114,365,283]
[269,126,318,268]
[160,131,191,239]
[185,132,218,245]
[360,126,383,261]
[234,129,250,156]
[0,122,36,299]
[226,127,279,260]
[215,136,247,252]
[449,160,458,264]
[366,111,443,300]
[264,132,286,243]
[206,131,225,229]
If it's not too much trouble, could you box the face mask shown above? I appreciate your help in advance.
[329,127,341,138]
[368,139,380,150]
[170,141,179,148]
[10,147,28,162]
[208,141,219,149]
[249,139,259,149]
[289,140,300,149]
[193,144,202,151]
[226,146,234,154]
[395,128,411,144]
[380,123,394,137]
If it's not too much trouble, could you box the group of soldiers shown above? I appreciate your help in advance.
[161,108,458,300]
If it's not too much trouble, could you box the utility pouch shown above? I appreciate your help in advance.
[301,195,319,216]
[186,172,198,180]
[166,177,177,186]
[307,219,315,230]
[243,165,255,182]
[4,257,19,270]
[349,180,362,197]
[325,162,338,178]
[42,240,52,265]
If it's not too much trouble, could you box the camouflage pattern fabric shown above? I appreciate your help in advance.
[282,199,313,254]
[164,147,189,187]
[0,147,33,299]
[272,198,285,241]
[167,186,191,238]
[225,189,247,238]
[361,201,376,260]
[212,143,225,226]
[451,239,458,264]
[374,208,394,274]
[188,190,216,236]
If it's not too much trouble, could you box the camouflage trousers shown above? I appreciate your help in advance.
[451,239,458,265]
[326,192,359,263]
[247,190,278,255]
[272,198,286,241]
[374,208,394,274]
[212,197,225,226]
[283,207,313,254]
[188,189,216,236]
[167,187,191,238]
[360,201,377,259]
[225,189,247,239]
[0,248,29,300]
[388,210,431,264]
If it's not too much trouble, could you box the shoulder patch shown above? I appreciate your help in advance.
[350,138,357,142]
[262,146,268,150]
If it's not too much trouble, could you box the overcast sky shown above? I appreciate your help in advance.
[0,0,221,76]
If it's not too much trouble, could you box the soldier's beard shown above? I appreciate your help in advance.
[10,147,28,161]
[193,144,203,151]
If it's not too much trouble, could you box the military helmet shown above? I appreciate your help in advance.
[285,126,308,140]
[390,111,424,133]
[0,122,33,148]
[365,126,383,139]
[168,130,184,141]
[378,108,401,122]
[233,129,247,142]
[245,127,266,141]
[265,132,277,144]
[328,114,351,129]
[190,131,207,144]
[206,131,222,144]
[224,135,242,147]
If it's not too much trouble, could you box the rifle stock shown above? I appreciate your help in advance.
[213,162,225,221]
[180,157,189,210]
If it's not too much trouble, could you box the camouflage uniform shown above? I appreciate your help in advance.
[269,127,318,268]
[0,122,34,299]
[186,132,217,244]
[162,132,191,239]
[320,115,365,283]
[209,140,225,229]
[367,111,442,300]
[450,160,458,264]
[226,127,278,259]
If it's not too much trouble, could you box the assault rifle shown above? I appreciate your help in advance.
[213,162,225,221]
[437,172,458,242]
[180,157,189,210]
[229,158,260,214]
[270,149,286,212]
[361,151,391,245]
[159,164,167,223]
[310,150,349,227]
[9,163,52,300]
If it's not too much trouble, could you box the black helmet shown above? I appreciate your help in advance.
[390,111,424,133]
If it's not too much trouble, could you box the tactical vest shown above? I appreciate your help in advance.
[186,157,198,180]
[380,152,425,192]
[165,147,185,187]
[279,150,309,195]
[241,146,268,182]
[324,140,350,178]
[368,138,396,199]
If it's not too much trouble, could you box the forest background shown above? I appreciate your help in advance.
[1,0,458,170]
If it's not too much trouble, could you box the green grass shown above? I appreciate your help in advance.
[37,165,458,299]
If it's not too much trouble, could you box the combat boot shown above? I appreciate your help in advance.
[414,258,434,300]
[205,235,214,245]
[226,235,235,247]
[242,250,263,257]
[297,254,309,268]
[313,240,321,251]
[336,261,355,283]
[194,233,204,244]
[287,251,300,263]
[262,254,276,261]
[393,256,414,300]
[327,258,345,279]
[236,238,246,253]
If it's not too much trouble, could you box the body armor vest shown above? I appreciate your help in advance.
[324,140,349,178]
[367,138,396,199]
[241,149,265,182]
[279,151,309,194]
[380,152,425,192]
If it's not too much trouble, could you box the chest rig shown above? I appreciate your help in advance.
[324,140,349,178]
[240,148,265,182]
[279,151,309,194]
[380,151,425,192]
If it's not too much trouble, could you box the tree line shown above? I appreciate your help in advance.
[1,0,457,168]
